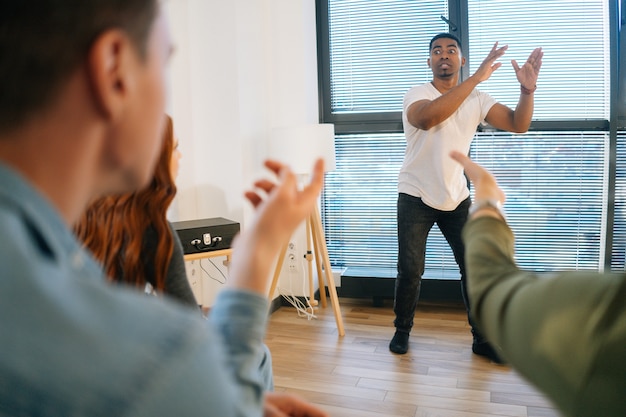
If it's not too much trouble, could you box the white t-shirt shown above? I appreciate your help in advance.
[399,82,497,210]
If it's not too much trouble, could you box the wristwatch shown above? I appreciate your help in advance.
[469,199,506,220]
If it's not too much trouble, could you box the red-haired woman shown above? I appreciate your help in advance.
[75,115,196,308]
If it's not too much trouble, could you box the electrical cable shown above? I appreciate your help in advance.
[277,256,317,320]
[199,258,227,284]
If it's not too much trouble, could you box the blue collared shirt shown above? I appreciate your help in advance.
[0,162,270,416]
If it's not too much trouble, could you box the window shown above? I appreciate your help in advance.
[318,0,624,279]
[466,0,611,271]
[326,1,448,114]
[468,0,610,120]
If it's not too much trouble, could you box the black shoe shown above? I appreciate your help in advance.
[472,340,506,365]
[389,330,410,354]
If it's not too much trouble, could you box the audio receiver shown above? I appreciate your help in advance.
[171,217,240,255]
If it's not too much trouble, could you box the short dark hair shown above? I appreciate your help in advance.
[0,0,159,133]
[429,33,462,52]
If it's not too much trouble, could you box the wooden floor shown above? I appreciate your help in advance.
[265,297,562,417]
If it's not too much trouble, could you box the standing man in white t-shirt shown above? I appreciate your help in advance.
[389,33,543,361]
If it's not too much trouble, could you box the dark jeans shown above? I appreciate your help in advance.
[393,193,483,340]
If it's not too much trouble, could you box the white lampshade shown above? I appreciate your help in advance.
[269,124,336,174]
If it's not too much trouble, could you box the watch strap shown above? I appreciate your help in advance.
[469,199,506,220]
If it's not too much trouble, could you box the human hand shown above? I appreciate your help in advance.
[244,158,324,247]
[450,151,506,205]
[228,159,325,294]
[472,42,508,83]
[512,47,543,91]
[263,392,329,417]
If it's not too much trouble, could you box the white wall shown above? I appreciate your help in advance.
[164,0,321,306]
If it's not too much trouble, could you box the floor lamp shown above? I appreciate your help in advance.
[267,124,345,337]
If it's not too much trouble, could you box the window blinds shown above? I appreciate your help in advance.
[328,0,448,113]
[320,0,616,274]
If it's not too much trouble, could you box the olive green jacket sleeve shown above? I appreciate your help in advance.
[463,217,626,417]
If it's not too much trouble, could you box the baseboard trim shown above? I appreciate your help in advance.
[336,275,463,304]
[269,271,464,312]
[269,295,283,314]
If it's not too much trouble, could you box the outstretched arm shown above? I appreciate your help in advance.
[450,151,626,416]
[485,47,543,133]
[208,158,327,417]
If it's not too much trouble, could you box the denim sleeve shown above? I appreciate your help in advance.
[1,247,271,416]
[134,289,271,417]
[126,289,270,417]
[209,289,270,404]
[0,165,272,417]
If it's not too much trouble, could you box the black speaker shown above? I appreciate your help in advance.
[171,217,240,254]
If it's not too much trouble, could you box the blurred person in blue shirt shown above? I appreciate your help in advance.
[0,1,326,416]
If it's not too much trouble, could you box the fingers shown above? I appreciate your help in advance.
[310,158,325,183]
[529,47,543,60]
[450,150,471,168]
[265,158,324,205]
[263,401,287,417]
[243,177,280,209]
[488,42,508,60]
[449,150,487,183]
[243,161,295,205]
[244,158,325,210]
[264,392,329,417]
[263,159,285,175]
[449,151,506,203]
[253,178,277,194]
[299,158,325,202]
[475,42,508,81]
[511,47,543,88]
[263,159,298,190]
[511,48,543,72]
[527,47,543,71]
[243,191,263,208]
[488,41,499,55]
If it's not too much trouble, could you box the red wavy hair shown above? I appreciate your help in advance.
[75,114,177,292]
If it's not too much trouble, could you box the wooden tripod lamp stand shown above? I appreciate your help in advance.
[267,124,345,337]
